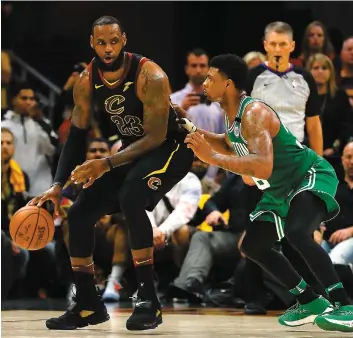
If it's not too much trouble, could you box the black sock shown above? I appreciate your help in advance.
[135,264,158,303]
[289,278,318,305]
[73,271,98,303]
[325,282,350,306]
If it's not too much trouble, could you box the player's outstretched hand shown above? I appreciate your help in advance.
[27,185,62,216]
[185,132,214,164]
[71,158,109,189]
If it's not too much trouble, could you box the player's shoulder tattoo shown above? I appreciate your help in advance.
[138,62,170,106]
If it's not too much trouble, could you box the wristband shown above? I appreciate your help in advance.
[106,157,114,171]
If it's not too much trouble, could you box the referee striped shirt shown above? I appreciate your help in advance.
[246,63,320,143]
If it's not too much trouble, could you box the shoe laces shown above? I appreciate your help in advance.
[284,302,300,314]
[331,307,353,316]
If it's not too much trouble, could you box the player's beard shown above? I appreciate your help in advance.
[95,48,126,72]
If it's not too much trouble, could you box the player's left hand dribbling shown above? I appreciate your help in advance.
[71,158,109,189]
[185,132,214,163]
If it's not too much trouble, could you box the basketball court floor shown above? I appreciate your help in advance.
[2,306,350,337]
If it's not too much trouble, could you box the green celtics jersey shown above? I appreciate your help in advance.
[225,96,318,202]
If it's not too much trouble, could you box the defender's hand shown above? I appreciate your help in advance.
[27,185,62,216]
[71,158,109,189]
[185,132,214,163]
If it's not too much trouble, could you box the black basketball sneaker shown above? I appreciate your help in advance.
[46,285,110,330]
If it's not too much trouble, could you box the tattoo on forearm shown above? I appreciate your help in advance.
[213,104,274,178]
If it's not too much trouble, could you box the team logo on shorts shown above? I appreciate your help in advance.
[147,177,161,190]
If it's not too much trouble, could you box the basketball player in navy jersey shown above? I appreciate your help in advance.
[29,16,193,331]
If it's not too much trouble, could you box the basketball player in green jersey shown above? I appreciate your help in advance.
[176,54,353,333]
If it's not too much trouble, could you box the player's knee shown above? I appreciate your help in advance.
[285,228,305,246]
[67,202,80,229]
[119,182,145,212]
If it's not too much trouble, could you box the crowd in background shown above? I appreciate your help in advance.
[1,16,353,314]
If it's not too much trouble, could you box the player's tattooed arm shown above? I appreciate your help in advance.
[109,61,170,168]
[209,104,275,179]
[71,69,92,129]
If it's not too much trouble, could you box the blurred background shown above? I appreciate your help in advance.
[1,1,353,313]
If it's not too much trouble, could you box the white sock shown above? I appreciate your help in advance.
[111,263,125,281]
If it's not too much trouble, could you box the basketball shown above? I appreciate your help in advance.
[9,206,55,251]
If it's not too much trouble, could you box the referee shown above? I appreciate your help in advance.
[246,21,323,156]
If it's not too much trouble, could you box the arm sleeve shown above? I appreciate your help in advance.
[53,124,88,186]
[158,175,202,238]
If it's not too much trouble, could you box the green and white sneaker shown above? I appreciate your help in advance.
[315,304,353,332]
[278,296,333,327]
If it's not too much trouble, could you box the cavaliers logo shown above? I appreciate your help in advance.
[147,177,161,190]
[104,95,125,115]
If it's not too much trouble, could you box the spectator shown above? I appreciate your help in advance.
[243,51,266,69]
[171,48,224,134]
[307,53,352,156]
[190,155,222,195]
[247,21,323,155]
[96,214,128,302]
[171,49,225,182]
[102,168,202,302]
[1,127,30,300]
[317,142,353,267]
[1,50,12,112]
[296,21,335,68]
[147,170,202,251]
[2,82,58,196]
[170,175,264,313]
[337,37,353,111]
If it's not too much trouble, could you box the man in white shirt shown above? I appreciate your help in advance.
[2,82,57,196]
[147,171,202,252]
[171,48,224,179]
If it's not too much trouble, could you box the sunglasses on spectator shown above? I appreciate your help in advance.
[88,147,108,153]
